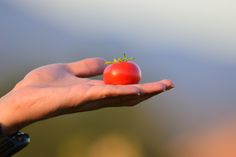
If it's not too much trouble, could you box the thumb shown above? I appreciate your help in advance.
[67,57,106,77]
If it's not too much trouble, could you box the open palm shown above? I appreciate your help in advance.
[0,58,174,134]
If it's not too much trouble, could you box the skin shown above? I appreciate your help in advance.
[0,58,174,135]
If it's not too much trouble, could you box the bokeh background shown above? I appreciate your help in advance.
[0,0,236,157]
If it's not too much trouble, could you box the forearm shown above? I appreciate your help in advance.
[0,89,36,135]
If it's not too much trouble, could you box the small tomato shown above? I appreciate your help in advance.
[103,53,142,85]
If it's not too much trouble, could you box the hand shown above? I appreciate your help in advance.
[0,58,174,134]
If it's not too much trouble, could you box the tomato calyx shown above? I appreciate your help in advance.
[105,53,135,65]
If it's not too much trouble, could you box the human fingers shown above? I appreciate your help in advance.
[131,79,175,95]
[85,79,174,101]
[159,79,175,90]
[66,57,106,77]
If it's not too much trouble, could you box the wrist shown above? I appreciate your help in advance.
[0,92,26,135]
[0,92,31,157]
[0,87,50,135]
[0,101,17,135]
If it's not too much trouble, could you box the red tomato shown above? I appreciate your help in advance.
[103,61,142,85]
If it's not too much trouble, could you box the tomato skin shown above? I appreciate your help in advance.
[103,61,142,85]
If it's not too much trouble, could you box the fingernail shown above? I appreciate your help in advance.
[162,83,167,92]
[166,85,175,91]
[161,79,175,89]
[170,82,175,88]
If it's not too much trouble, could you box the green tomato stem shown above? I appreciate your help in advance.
[105,53,135,65]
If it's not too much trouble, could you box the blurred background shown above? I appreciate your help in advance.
[0,0,236,157]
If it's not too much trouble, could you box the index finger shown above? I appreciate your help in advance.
[67,57,106,77]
